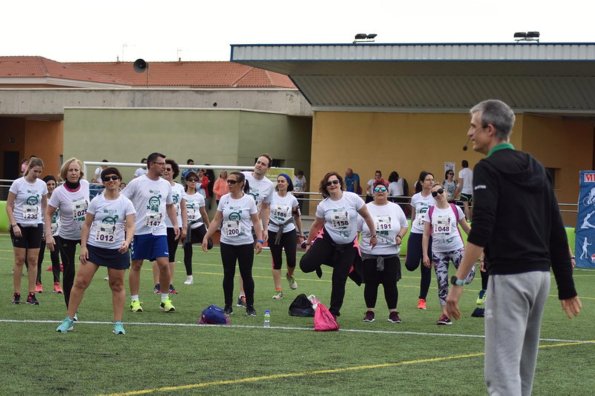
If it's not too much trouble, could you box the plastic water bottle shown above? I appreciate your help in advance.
[264,310,271,328]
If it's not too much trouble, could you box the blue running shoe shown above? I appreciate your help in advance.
[56,317,74,333]
[113,321,126,335]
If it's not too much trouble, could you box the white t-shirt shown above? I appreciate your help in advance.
[293,176,307,193]
[366,179,375,195]
[422,204,465,252]
[358,201,408,255]
[316,191,364,244]
[268,192,299,233]
[9,177,48,225]
[388,180,404,197]
[242,171,274,207]
[134,167,147,178]
[184,191,206,229]
[122,175,173,236]
[410,192,436,234]
[459,168,473,195]
[164,182,184,228]
[87,193,136,249]
[217,193,258,245]
[48,180,90,240]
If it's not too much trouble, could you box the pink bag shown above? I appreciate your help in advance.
[309,295,339,332]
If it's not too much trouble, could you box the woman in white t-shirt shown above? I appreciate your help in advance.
[300,171,377,319]
[7,157,48,305]
[182,171,212,285]
[56,167,135,335]
[202,171,264,316]
[404,171,435,311]
[268,173,304,300]
[358,181,409,324]
[45,158,90,311]
[36,175,63,294]
[422,183,474,326]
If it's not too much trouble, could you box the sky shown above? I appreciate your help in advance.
[2,0,593,62]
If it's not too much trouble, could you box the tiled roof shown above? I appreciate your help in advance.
[0,56,295,88]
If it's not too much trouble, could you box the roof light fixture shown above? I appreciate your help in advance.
[514,31,540,43]
[353,33,377,44]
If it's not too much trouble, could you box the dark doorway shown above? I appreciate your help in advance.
[3,151,20,180]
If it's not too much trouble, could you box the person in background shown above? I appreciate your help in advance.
[366,170,384,203]
[197,169,210,199]
[442,169,457,203]
[36,175,62,294]
[446,99,581,395]
[213,170,229,205]
[201,171,264,316]
[133,158,147,178]
[181,159,197,184]
[293,169,307,213]
[268,173,304,300]
[152,159,187,294]
[300,171,377,319]
[182,171,212,285]
[405,171,435,310]
[45,158,90,312]
[387,171,404,202]
[92,159,109,183]
[56,167,135,335]
[344,168,361,195]
[454,159,473,220]
[358,180,408,324]
[7,157,48,305]
[422,183,474,325]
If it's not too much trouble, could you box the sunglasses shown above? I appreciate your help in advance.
[431,188,444,197]
[226,179,238,185]
[326,179,340,187]
[374,186,387,193]
[187,178,198,182]
[102,175,120,182]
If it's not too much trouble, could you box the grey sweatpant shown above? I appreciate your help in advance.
[484,271,550,396]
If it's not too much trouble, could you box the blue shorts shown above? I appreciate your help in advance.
[87,244,130,270]
[131,234,169,261]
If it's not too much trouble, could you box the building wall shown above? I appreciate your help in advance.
[310,111,591,226]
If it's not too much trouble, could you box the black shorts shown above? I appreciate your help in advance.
[460,193,473,203]
[10,223,43,249]
[87,244,130,270]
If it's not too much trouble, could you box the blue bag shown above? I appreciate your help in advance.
[198,305,230,325]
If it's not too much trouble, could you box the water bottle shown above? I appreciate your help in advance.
[264,310,271,328]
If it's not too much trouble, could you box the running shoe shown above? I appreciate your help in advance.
[183,276,194,285]
[56,317,74,333]
[286,273,298,290]
[160,298,176,312]
[153,283,161,294]
[169,284,178,294]
[12,292,20,304]
[113,321,126,335]
[272,291,283,300]
[73,312,79,322]
[471,307,485,318]
[27,293,40,305]
[437,314,452,325]
[224,305,233,315]
[236,295,246,307]
[388,312,402,323]
[35,282,43,293]
[363,311,375,322]
[245,306,257,316]
[476,289,487,306]
[53,282,63,294]
[417,298,427,310]
[130,300,143,312]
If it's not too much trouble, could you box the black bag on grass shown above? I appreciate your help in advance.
[288,293,315,317]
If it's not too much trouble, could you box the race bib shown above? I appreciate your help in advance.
[222,220,242,238]
[96,225,116,243]
[375,215,392,232]
[433,215,451,234]
[271,204,291,223]
[145,212,163,227]
[331,211,349,230]
[187,207,199,221]
[72,198,88,221]
[22,204,39,220]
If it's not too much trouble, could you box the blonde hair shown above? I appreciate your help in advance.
[59,157,84,181]
[24,157,44,176]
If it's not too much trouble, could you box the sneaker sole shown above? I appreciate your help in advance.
[388,319,402,324]
[161,306,176,312]
[363,319,375,323]
[437,321,452,325]
[56,327,74,333]
[113,330,126,335]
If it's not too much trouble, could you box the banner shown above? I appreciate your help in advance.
[575,170,595,268]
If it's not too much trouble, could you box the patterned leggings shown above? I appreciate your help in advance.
[432,248,475,306]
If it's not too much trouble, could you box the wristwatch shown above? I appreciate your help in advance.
[450,276,465,287]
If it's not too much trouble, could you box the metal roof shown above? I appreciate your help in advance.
[231,42,595,114]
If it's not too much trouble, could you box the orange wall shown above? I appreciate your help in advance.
[24,120,63,177]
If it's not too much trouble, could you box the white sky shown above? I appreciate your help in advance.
[2,0,594,62]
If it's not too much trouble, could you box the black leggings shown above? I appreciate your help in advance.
[58,237,81,308]
[37,237,61,284]
[220,243,254,308]
[481,268,489,290]
[268,229,297,270]
[166,227,180,263]
[183,224,211,275]
[299,233,357,316]
[404,232,432,300]
[363,256,401,310]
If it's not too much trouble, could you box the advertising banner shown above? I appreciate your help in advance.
[575,170,595,268]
